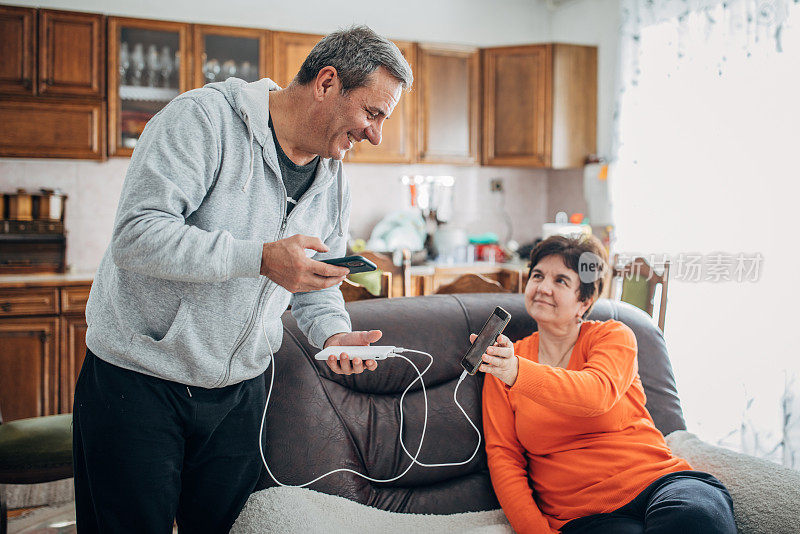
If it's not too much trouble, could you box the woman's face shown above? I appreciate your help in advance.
[524,254,592,327]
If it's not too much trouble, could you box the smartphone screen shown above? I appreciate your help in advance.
[321,255,377,274]
[460,307,511,375]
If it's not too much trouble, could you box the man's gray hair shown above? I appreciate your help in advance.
[294,25,413,92]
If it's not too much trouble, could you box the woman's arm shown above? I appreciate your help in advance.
[483,374,557,534]
[513,322,638,417]
[482,322,639,417]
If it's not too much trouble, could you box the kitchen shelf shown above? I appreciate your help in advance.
[119,85,179,102]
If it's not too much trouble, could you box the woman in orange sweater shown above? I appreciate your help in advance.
[479,235,736,534]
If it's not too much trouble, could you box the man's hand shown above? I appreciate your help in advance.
[261,235,349,293]
[323,330,382,375]
[471,333,518,387]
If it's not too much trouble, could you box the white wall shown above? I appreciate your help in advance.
[549,0,621,158]
[7,0,551,46]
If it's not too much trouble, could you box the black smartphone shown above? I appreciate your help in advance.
[321,255,378,274]
[461,306,512,375]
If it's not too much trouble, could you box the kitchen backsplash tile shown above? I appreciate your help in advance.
[1,159,578,272]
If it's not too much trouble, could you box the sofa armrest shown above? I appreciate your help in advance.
[666,430,800,534]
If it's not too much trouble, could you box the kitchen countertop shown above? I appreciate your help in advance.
[0,272,94,288]
[407,261,529,276]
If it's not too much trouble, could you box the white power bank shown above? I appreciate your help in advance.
[314,346,397,360]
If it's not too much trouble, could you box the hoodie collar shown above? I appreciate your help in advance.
[206,77,345,236]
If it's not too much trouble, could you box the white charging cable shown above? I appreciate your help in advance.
[257,295,480,487]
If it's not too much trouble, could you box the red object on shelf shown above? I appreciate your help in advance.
[475,244,505,263]
[569,213,584,224]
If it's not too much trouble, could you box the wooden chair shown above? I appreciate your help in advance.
[434,273,510,294]
[340,272,393,302]
[610,255,670,332]
[0,405,73,534]
[360,250,412,297]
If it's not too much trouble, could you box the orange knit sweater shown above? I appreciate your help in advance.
[482,320,692,533]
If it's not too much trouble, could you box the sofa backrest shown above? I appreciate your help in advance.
[257,295,686,514]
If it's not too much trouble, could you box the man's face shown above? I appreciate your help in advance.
[318,67,403,160]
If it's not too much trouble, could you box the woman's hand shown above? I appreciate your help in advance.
[470,333,518,387]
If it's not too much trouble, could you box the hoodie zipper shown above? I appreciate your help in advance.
[217,151,338,387]
[218,201,287,388]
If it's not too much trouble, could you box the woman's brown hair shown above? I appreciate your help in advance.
[528,234,609,317]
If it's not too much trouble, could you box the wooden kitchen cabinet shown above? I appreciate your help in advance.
[416,44,479,164]
[59,284,90,413]
[0,5,36,95]
[192,24,271,89]
[0,97,105,159]
[38,9,105,98]
[270,31,323,88]
[0,313,59,422]
[0,7,106,159]
[59,314,87,413]
[482,44,596,168]
[347,41,417,164]
[0,278,92,421]
[108,17,191,157]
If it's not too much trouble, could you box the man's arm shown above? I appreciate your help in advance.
[110,97,264,282]
[290,173,353,349]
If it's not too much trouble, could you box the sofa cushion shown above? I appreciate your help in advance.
[666,431,800,534]
[256,295,686,514]
[233,487,513,534]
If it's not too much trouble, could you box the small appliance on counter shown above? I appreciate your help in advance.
[542,211,592,240]
[0,188,68,274]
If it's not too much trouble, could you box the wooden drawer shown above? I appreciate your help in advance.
[0,287,58,316]
[61,285,91,314]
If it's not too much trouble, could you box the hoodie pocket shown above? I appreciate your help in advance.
[128,299,245,386]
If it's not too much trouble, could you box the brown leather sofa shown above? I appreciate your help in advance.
[255,294,686,514]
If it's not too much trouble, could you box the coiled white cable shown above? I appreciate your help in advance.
[258,298,480,487]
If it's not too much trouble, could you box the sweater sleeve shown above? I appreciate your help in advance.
[110,97,263,282]
[511,322,638,417]
[482,374,557,534]
[289,170,352,348]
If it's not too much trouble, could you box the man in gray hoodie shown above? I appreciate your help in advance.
[73,26,413,533]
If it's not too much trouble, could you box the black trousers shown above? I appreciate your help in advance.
[73,350,266,533]
[561,470,737,534]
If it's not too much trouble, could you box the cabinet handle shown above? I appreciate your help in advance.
[1,302,11,312]
[45,77,54,86]
[23,78,32,90]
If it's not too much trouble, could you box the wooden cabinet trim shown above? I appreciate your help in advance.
[107,16,192,157]
[38,9,105,98]
[0,287,59,316]
[59,314,87,413]
[0,5,37,95]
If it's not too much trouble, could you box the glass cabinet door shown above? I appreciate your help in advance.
[192,25,270,89]
[108,17,190,157]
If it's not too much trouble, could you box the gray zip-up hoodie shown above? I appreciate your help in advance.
[85,77,352,388]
